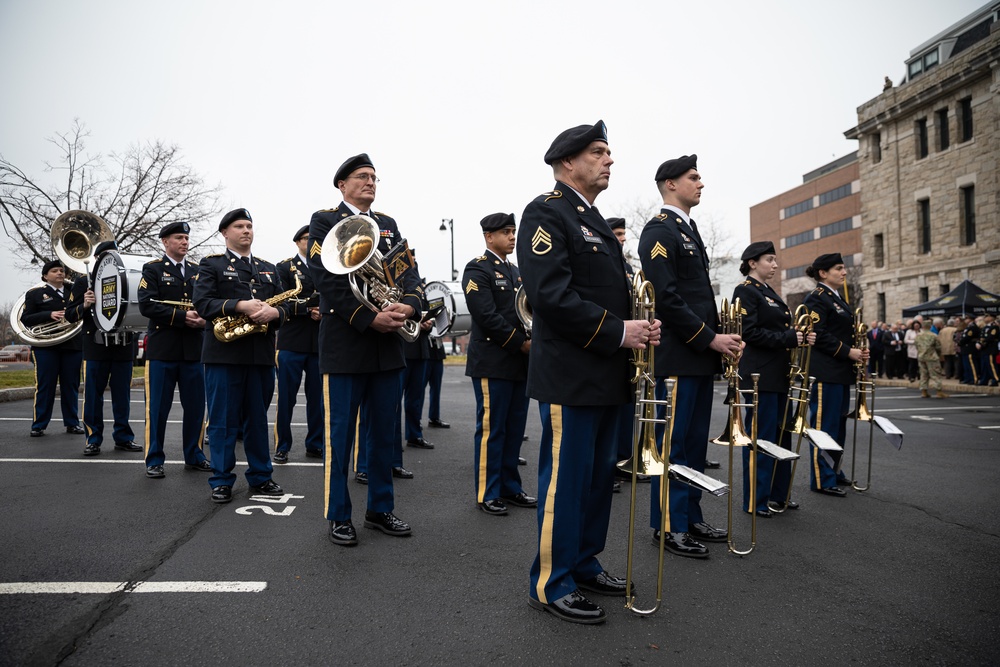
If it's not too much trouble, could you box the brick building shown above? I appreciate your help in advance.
[844,3,1000,322]
[748,153,862,308]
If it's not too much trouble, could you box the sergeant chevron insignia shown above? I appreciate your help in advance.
[309,240,322,258]
[139,277,148,289]
[531,227,552,255]
[650,242,668,260]
[466,280,479,294]
[810,311,821,324]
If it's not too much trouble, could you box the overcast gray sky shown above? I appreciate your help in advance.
[0,0,986,309]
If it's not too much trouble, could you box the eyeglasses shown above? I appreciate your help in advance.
[349,174,380,184]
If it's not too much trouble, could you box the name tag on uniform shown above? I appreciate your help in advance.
[584,236,603,244]
[683,243,698,251]
[494,279,509,288]
[161,274,176,284]
[222,270,239,279]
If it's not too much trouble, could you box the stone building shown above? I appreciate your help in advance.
[748,153,862,309]
[844,3,1000,322]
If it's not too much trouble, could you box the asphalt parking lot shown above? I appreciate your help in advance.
[1,366,998,666]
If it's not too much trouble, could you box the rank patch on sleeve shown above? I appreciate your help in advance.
[139,277,148,289]
[531,227,552,255]
[309,240,322,258]
[650,242,668,260]
[465,280,479,294]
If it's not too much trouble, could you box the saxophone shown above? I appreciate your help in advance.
[212,275,301,342]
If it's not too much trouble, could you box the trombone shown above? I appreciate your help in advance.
[848,307,875,492]
[774,305,816,513]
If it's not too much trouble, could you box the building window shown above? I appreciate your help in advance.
[919,287,929,303]
[784,230,814,248]
[819,184,852,206]
[871,132,882,163]
[918,199,931,253]
[785,265,808,279]
[936,108,949,151]
[874,233,884,268]
[878,292,886,323]
[908,60,922,79]
[923,49,938,71]
[959,97,973,142]
[783,198,813,218]
[915,118,929,159]
[820,217,852,238]
[960,185,976,245]
[842,254,855,268]
[940,284,950,296]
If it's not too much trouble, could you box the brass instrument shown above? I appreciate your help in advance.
[317,215,420,342]
[151,299,194,309]
[848,307,874,492]
[514,286,532,339]
[9,210,115,347]
[212,275,301,342]
[774,305,816,513]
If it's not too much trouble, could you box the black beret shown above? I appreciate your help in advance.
[606,217,626,231]
[41,259,63,277]
[655,154,698,182]
[159,221,191,238]
[741,241,775,262]
[334,153,375,185]
[293,225,310,242]
[480,212,516,233]
[94,240,118,256]
[219,208,252,232]
[543,120,608,165]
[810,253,844,272]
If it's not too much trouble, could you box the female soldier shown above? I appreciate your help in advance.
[733,242,811,517]
[803,253,867,497]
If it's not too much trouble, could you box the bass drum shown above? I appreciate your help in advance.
[424,280,471,338]
[92,251,153,334]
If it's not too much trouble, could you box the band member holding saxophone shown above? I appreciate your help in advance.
[463,212,534,516]
[138,221,210,478]
[308,153,423,547]
[192,208,289,504]
[732,241,812,516]
[639,154,740,559]
[21,260,84,438]
[518,121,660,625]
[803,253,868,497]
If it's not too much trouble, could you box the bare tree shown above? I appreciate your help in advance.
[609,197,659,270]
[0,120,223,268]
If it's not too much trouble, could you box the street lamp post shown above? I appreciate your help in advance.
[439,218,456,280]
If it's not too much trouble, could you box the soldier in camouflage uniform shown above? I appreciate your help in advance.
[914,320,947,398]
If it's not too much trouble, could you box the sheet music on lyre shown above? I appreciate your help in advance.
[669,464,729,497]
[873,415,904,450]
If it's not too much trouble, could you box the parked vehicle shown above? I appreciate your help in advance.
[0,344,32,362]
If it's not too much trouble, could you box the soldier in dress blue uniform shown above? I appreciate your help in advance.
[21,260,84,437]
[732,241,813,516]
[518,121,660,625]
[192,208,289,504]
[65,242,141,457]
[463,212,535,516]
[977,314,998,386]
[638,154,741,559]
[958,314,980,385]
[308,153,423,547]
[425,327,449,429]
[273,225,324,464]
[137,221,210,478]
[802,253,868,497]
[401,282,435,452]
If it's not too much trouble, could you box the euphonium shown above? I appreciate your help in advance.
[514,286,532,339]
[212,275,302,342]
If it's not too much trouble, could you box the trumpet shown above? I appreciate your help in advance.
[774,305,816,513]
[212,275,301,342]
[151,299,194,309]
[847,307,875,491]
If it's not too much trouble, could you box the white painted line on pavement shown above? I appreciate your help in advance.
[979,425,1000,430]
[0,458,323,466]
[874,405,999,413]
[0,581,267,594]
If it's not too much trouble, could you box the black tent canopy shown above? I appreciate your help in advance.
[901,280,1000,318]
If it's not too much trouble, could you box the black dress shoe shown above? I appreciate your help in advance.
[114,441,142,452]
[767,500,800,512]
[518,456,528,466]
[689,522,728,543]
[528,590,606,625]
[30,429,45,437]
[184,460,212,472]
[659,531,709,558]
[305,449,323,458]
[501,492,537,508]
[478,499,508,515]
[705,459,721,469]
[814,486,847,497]
[406,438,434,449]
[427,419,450,428]
[355,471,368,485]
[65,425,85,435]
[392,466,414,479]
[250,480,283,496]
[211,485,232,503]
[748,508,772,518]
[273,450,289,464]
[145,465,165,478]
[363,511,411,536]
[836,474,852,486]
[329,520,358,546]
[83,443,100,456]
[522,435,529,441]
[578,571,633,596]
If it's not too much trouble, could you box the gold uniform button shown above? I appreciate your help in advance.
[592,246,598,252]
